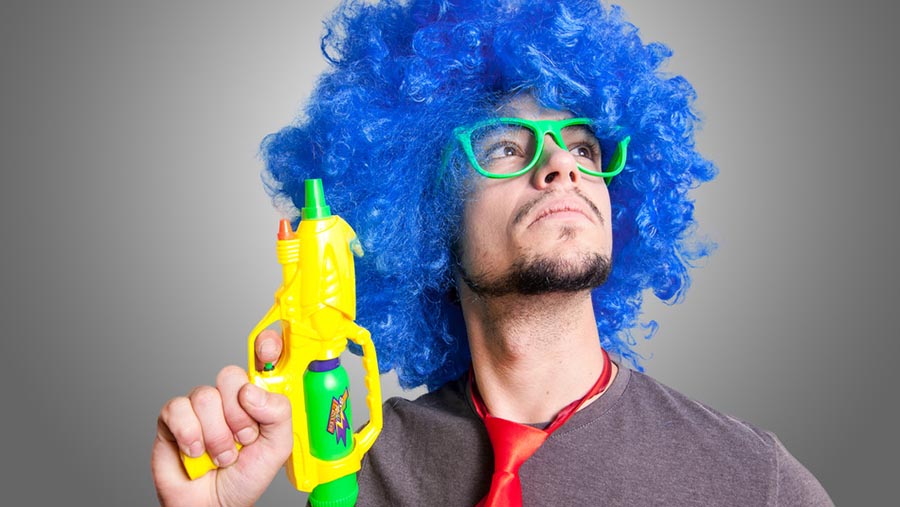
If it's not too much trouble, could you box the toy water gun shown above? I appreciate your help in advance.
[182,178,383,507]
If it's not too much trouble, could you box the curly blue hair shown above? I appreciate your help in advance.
[261,0,717,390]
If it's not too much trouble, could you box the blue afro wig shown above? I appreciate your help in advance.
[261,0,717,390]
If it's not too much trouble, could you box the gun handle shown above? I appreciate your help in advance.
[179,303,282,480]
[181,443,243,480]
[347,323,383,457]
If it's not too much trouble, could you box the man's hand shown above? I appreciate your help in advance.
[152,330,287,507]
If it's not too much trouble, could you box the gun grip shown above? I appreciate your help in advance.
[179,302,280,481]
[347,323,383,458]
[180,443,243,479]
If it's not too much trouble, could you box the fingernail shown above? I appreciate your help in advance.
[214,449,236,467]
[245,385,266,407]
[188,441,203,458]
[260,339,276,359]
[236,427,258,445]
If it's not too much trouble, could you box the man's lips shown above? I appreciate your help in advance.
[530,202,593,226]
[513,189,605,228]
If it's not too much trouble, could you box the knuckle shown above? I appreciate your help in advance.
[159,397,177,419]
[216,365,246,385]
[189,386,220,410]
[160,401,201,444]
[161,396,188,421]
[204,432,235,453]
[171,420,200,445]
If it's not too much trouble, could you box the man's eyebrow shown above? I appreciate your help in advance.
[563,124,599,137]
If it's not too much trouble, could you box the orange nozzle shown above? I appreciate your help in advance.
[278,218,295,240]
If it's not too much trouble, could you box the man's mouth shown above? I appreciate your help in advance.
[513,189,605,228]
[530,204,591,226]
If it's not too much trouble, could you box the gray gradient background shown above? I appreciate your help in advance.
[1,0,896,505]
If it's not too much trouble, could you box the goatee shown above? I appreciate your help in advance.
[459,253,611,298]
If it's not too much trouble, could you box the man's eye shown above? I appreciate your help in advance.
[569,145,594,158]
[486,142,523,160]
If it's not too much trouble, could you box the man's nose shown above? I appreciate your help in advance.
[531,135,580,189]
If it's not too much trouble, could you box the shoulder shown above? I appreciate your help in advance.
[537,367,832,505]
[625,369,833,505]
[621,370,815,472]
[769,432,835,506]
[564,367,778,453]
[622,369,777,447]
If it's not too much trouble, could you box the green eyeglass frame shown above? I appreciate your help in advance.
[453,117,631,183]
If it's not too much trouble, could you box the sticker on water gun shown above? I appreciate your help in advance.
[327,388,350,446]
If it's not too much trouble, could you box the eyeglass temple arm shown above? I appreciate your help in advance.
[604,135,631,184]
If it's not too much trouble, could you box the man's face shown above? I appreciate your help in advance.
[456,95,613,297]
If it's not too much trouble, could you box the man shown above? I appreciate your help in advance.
[153,0,832,505]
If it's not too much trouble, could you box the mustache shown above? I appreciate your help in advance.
[512,187,606,226]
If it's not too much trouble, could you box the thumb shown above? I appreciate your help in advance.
[238,382,293,461]
[214,383,293,507]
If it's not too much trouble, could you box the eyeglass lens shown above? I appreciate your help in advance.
[469,122,603,175]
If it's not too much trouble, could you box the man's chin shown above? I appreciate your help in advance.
[460,252,611,297]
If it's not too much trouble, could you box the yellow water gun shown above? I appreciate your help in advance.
[182,178,383,507]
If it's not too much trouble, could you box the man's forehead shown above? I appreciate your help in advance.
[496,94,574,120]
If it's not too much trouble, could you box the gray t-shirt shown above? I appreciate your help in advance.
[357,365,832,506]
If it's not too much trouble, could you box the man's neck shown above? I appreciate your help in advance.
[460,287,615,424]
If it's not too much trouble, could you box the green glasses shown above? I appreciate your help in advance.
[454,117,630,183]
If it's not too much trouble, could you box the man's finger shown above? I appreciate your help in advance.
[216,365,259,446]
[236,383,293,462]
[189,386,239,468]
[254,329,283,371]
[159,396,204,459]
[213,383,293,505]
[152,421,191,488]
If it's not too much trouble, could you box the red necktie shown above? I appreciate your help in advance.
[471,349,612,507]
